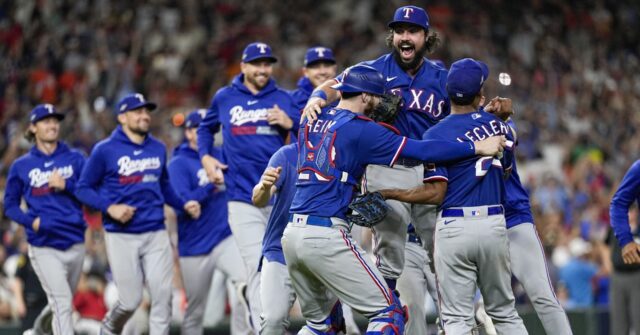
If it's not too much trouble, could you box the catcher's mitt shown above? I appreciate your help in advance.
[347,192,389,228]
[368,94,402,124]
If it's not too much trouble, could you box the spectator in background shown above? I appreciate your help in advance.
[559,238,598,309]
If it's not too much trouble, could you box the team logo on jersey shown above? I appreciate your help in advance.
[306,152,315,161]
[390,88,446,119]
[472,113,481,120]
[197,168,210,186]
[229,105,269,126]
[117,156,161,176]
[28,165,74,188]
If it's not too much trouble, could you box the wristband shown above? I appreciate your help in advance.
[310,90,327,101]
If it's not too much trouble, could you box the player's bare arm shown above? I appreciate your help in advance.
[474,135,506,156]
[378,180,447,205]
[252,166,281,207]
[267,104,293,130]
[302,79,341,123]
[201,154,227,184]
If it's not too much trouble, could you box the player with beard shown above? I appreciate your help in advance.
[197,42,299,332]
[302,6,447,331]
[75,93,201,334]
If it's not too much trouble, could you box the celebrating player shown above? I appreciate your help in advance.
[75,93,201,334]
[197,42,299,331]
[168,110,249,335]
[290,46,338,111]
[4,104,86,335]
[284,64,505,335]
[303,6,449,312]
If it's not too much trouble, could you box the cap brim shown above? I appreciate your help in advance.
[32,113,65,123]
[305,59,336,67]
[388,20,428,30]
[243,56,278,64]
[123,102,157,113]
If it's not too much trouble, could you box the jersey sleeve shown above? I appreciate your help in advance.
[610,160,640,247]
[423,163,448,183]
[160,154,187,209]
[75,145,111,212]
[197,93,222,158]
[3,163,36,227]
[357,122,407,166]
[64,152,86,195]
[281,95,300,135]
[167,159,214,205]
[267,149,288,190]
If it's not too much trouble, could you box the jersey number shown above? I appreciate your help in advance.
[475,157,502,177]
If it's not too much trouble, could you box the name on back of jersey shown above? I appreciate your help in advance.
[458,116,509,142]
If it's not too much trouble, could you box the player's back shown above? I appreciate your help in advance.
[424,111,513,209]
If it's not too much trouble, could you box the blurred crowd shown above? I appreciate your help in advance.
[0,0,639,330]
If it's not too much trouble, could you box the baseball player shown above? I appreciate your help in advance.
[395,224,439,335]
[251,143,299,334]
[168,110,249,335]
[290,46,338,111]
[75,93,201,335]
[482,99,573,334]
[197,42,299,331]
[609,158,640,335]
[303,5,448,293]
[382,58,526,334]
[4,104,86,335]
[284,64,505,335]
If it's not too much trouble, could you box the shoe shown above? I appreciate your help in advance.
[236,282,254,330]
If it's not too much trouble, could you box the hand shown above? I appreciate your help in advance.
[32,217,41,232]
[302,97,326,124]
[474,135,506,156]
[622,242,640,264]
[107,204,136,224]
[201,155,227,185]
[184,200,201,220]
[260,167,282,190]
[48,169,66,191]
[484,97,514,121]
[267,104,293,130]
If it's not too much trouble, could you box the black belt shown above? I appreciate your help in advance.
[395,157,422,167]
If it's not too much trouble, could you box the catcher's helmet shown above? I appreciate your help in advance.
[331,64,385,96]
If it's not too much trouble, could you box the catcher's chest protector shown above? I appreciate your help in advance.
[297,110,358,186]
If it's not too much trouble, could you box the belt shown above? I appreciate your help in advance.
[441,205,504,218]
[289,214,333,227]
[395,157,422,167]
[407,233,422,245]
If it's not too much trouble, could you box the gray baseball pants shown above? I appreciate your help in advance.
[102,230,174,335]
[433,207,527,335]
[29,243,85,335]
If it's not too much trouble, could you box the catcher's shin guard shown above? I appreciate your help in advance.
[366,290,408,335]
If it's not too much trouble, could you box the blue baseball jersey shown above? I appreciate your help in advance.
[339,55,449,139]
[75,126,186,234]
[503,120,534,228]
[290,108,476,220]
[423,111,514,209]
[261,143,298,265]
[197,74,300,204]
[290,76,315,112]
[4,142,86,250]
[168,143,232,257]
[610,159,640,247]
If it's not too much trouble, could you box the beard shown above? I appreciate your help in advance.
[391,42,428,72]
[128,122,149,136]
[246,73,269,90]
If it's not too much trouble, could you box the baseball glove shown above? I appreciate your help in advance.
[368,94,402,124]
[347,192,389,228]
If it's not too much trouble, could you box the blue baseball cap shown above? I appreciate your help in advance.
[30,104,65,123]
[331,65,385,96]
[304,46,336,67]
[388,6,430,30]
[184,109,207,128]
[117,93,157,114]
[242,42,278,63]
[446,58,490,103]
